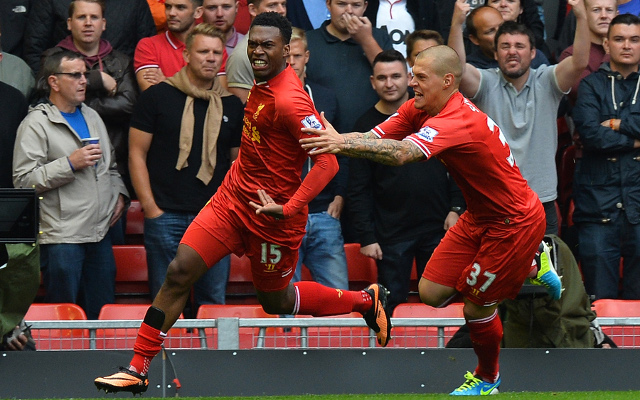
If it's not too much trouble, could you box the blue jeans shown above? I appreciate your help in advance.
[378,232,444,313]
[578,217,640,300]
[40,237,115,319]
[144,211,229,306]
[291,212,348,290]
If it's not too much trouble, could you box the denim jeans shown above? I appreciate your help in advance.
[291,212,349,290]
[40,237,115,319]
[108,213,126,245]
[144,211,229,306]
[377,232,444,313]
[578,217,640,300]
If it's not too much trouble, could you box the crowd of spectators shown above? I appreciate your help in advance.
[3,0,640,329]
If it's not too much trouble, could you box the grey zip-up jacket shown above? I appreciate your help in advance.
[12,102,128,244]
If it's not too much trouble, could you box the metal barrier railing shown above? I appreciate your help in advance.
[24,317,640,351]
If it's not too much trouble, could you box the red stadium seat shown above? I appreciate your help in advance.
[24,303,89,350]
[225,254,258,304]
[343,243,378,290]
[125,200,144,244]
[391,303,465,348]
[96,304,192,349]
[113,245,151,302]
[592,299,640,348]
[196,304,275,349]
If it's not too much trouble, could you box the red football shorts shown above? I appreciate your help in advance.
[423,205,546,306]
[180,192,300,292]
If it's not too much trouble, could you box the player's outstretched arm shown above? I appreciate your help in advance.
[301,113,424,166]
[300,112,377,154]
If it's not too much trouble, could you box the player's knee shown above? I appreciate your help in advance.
[257,289,295,315]
[165,258,195,289]
[419,278,457,307]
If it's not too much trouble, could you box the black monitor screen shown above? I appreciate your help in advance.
[0,189,38,243]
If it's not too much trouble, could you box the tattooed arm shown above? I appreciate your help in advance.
[337,137,425,166]
[300,113,426,166]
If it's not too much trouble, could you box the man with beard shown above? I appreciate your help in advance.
[448,0,590,235]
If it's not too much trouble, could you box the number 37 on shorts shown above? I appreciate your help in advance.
[466,263,497,296]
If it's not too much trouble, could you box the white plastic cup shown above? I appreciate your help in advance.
[81,137,100,146]
[81,137,100,168]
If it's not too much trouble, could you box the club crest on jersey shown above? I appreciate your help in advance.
[301,115,322,130]
[416,126,439,142]
[253,103,265,121]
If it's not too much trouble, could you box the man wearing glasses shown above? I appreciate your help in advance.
[12,49,129,320]
[37,0,137,216]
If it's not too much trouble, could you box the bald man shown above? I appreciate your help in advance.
[463,6,549,69]
[300,45,562,395]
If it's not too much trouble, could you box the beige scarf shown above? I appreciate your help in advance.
[165,66,232,185]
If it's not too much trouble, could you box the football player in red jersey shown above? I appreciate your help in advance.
[95,11,391,395]
[300,44,561,396]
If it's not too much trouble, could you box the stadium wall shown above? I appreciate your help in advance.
[1,348,638,398]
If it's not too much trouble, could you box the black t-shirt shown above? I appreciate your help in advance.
[349,106,464,245]
[0,82,28,188]
[130,82,243,213]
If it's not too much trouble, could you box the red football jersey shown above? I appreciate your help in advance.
[374,92,539,223]
[219,66,335,244]
[134,31,227,76]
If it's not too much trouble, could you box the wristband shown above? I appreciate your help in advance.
[610,119,615,129]
[67,157,75,172]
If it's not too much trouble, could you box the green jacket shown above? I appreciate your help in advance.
[501,235,596,348]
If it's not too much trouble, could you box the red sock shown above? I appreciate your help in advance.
[293,281,372,316]
[129,322,166,375]
[467,310,502,383]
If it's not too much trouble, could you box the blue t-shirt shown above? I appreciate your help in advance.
[302,0,330,29]
[619,0,640,16]
[60,107,90,139]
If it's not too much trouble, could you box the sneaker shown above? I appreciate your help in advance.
[530,241,563,300]
[450,371,500,396]
[95,367,149,394]
[362,283,392,347]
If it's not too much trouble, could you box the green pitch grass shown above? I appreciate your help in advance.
[72,393,640,400]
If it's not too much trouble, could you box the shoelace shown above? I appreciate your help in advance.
[455,373,482,391]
